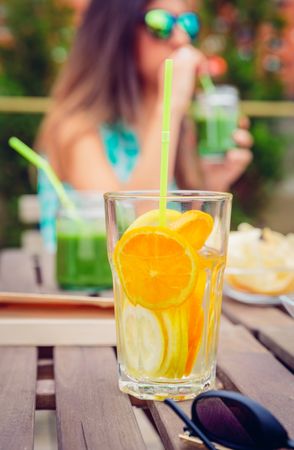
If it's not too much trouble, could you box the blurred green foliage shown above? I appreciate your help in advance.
[0,0,73,247]
[200,0,287,228]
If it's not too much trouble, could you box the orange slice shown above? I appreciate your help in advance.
[114,226,198,310]
[185,307,204,376]
[171,210,214,249]
[184,272,205,376]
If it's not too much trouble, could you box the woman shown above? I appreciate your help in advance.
[37,0,252,248]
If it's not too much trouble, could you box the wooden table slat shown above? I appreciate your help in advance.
[0,250,37,292]
[0,347,37,450]
[1,249,294,449]
[54,346,146,450]
[36,379,56,410]
[222,297,294,370]
[148,400,193,450]
[217,320,294,435]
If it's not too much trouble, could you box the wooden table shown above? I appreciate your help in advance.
[0,249,294,450]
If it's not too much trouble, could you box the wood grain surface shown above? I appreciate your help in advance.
[54,346,146,450]
[222,297,294,370]
[0,347,37,450]
[217,319,294,435]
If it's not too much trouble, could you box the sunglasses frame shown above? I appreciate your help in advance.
[165,390,294,450]
[142,9,200,41]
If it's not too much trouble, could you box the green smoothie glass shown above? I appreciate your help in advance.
[195,85,239,161]
[56,192,112,290]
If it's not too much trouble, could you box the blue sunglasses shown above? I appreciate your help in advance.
[142,9,200,41]
[165,390,294,450]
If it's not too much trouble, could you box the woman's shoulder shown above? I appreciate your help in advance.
[41,112,103,161]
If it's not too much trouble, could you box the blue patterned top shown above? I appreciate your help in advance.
[38,123,140,251]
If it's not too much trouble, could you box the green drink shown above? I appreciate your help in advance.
[56,192,112,290]
[197,113,237,158]
[56,227,112,290]
[195,85,239,160]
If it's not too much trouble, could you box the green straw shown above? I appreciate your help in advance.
[159,59,173,227]
[8,137,78,219]
[199,73,215,93]
[199,74,220,153]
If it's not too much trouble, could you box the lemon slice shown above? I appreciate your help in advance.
[159,308,188,379]
[127,208,181,230]
[228,272,294,295]
[122,304,165,377]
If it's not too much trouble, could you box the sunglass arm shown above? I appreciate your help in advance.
[164,399,217,450]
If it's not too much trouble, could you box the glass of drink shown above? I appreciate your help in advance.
[104,190,232,400]
[56,191,112,290]
[195,85,239,161]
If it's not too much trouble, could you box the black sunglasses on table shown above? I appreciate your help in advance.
[165,390,294,450]
[142,9,200,41]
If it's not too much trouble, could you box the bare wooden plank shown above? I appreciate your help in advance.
[0,249,38,292]
[222,297,294,370]
[0,305,116,345]
[217,321,294,435]
[36,379,55,410]
[2,96,294,117]
[147,372,224,450]
[240,100,294,117]
[259,327,294,371]
[0,96,52,113]
[18,194,40,224]
[54,347,146,450]
[36,350,55,410]
[0,347,37,450]
[148,400,194,450]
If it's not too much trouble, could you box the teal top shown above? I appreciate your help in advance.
[38,123,140,251]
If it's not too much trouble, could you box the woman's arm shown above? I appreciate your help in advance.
[54,46,205,192]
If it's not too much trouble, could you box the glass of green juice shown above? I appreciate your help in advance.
[195,85,239,161]
[56,192,113,290]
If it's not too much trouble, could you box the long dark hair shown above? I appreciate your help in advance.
[38,0,148,150]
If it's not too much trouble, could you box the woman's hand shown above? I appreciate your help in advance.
[158,46,205,116]
[200,117,253,192]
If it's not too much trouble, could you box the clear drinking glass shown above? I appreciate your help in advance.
[104,191,232,400]
[56,191,112,290]
[195,85,239,161]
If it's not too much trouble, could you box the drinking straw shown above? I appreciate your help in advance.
[8,137,78,219]
[159,59,173,227]
[199,73,215,93]
[199,74,219,152]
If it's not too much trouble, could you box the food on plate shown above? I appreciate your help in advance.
[226,223,294,295]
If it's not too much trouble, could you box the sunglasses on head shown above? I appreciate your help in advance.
[142,9,200,41]
[165,390,294,450]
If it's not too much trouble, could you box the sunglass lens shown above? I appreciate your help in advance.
[193,397,258,447]
[144,10,173,39]
[178,13,200,40]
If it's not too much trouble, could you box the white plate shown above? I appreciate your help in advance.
[223,284,281,306]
